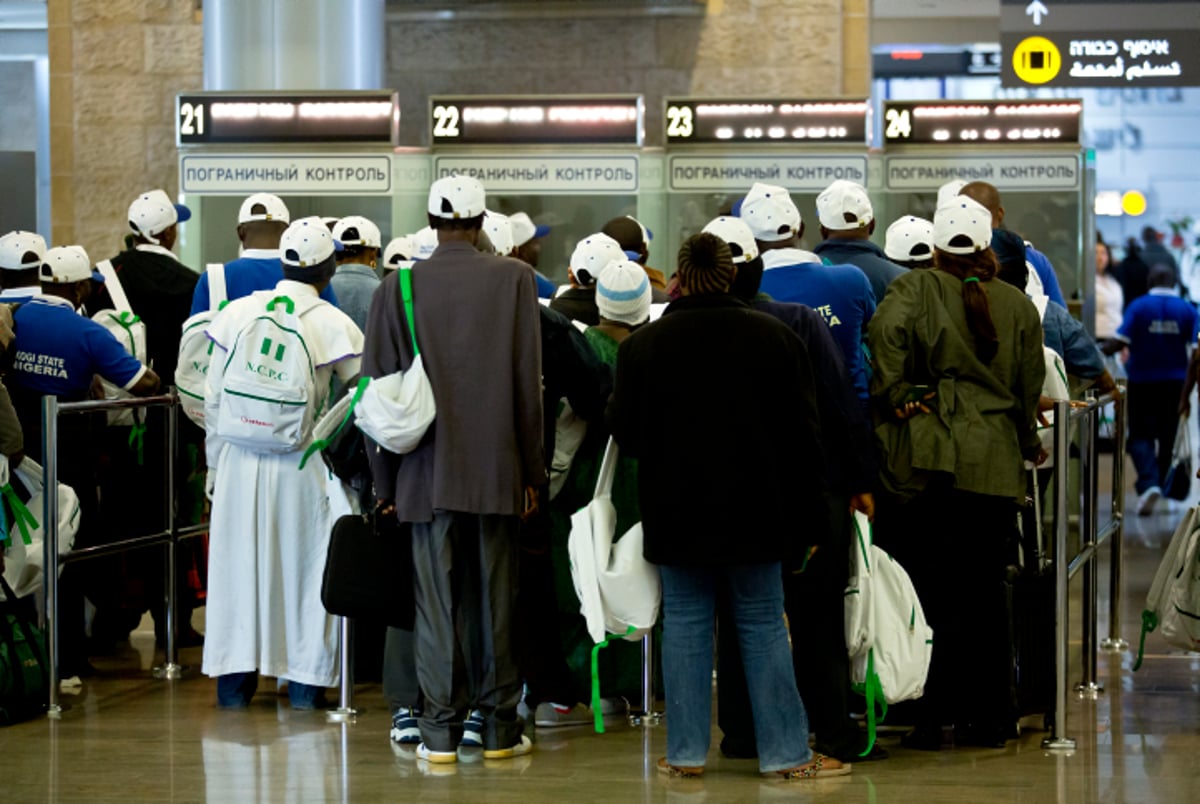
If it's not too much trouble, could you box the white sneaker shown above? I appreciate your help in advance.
[483,734,533,760]
[1137,486,1162,516]
[416,743,458,764]
[534,698,627,728]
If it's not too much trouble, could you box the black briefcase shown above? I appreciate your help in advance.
[321,512,414,630]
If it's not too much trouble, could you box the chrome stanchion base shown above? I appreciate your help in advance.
[46,704,66,720]
[152,663,184,680]
[628,710,663,727]
[1101,637,1129,652]
[1041,736,1077,752]
[1075,681,1104,699]
[326,707,358,724]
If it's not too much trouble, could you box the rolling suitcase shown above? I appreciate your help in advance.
[1009,469,1056,729]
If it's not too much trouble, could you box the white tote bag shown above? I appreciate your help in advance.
[0,457,80,600]
[567,437,660,645]
[354,268,436,455]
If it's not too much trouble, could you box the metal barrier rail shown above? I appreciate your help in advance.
[1043,384,1127,752]
[40,391,202,717]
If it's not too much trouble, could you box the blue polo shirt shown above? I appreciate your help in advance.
[758,249,876,400]
[1025,244,1068,309]
[190,249,339,315]
[1117,288,1199,383]
[10,296,146,400]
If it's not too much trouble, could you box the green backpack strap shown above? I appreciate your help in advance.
[399,268,419,357]
[0,482,39,547]
[589,625,636,734]
[266,295,296,314]
[299,376,370,471]
[1133,609,1158,671]
[851,648,887,756]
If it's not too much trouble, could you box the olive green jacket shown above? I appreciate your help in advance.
[868,269,1044,501]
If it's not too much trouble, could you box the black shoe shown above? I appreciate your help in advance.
[900,725,955,751]
[719,738,758,759]
[957,723,1010,749]
[816,741,889,763]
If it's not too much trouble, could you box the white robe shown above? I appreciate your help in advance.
[201,280,363,687]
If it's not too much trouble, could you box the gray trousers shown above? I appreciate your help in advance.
[411,511,523,752]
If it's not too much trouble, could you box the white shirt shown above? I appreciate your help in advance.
[761,248,822,270]
[1094,272,1124,339]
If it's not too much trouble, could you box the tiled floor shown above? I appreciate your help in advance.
[4,453,1200,802]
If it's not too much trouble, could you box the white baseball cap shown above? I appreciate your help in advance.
[428,175,486,220]
[702,216,759,265]
[280,216,343,267]
[816,179,874,231]
[483,210,515,256]
[885,215,935,262]
[569,233,625,285]
[412,226,439,260]
[0,230,47,271]
[332,216,382,249]
[596,260,652,326]
[933,197,993,255]
[40,245,104,284]
[383,235,416,269]
[739,182,801,242]
[510,212,550,248]
[238,193,290,224]
[937,179,969,207]
[128,189,191,244]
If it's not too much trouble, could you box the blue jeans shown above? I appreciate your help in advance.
[217,673,324,709]
[659,562,812,773]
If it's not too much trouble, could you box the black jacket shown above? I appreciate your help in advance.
[607,294,829,567]
[539,305,611,459]
[549,287,599,326]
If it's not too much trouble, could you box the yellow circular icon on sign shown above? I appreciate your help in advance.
[1013,36,1062,85]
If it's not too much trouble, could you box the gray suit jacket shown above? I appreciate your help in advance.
[364,240,545,521]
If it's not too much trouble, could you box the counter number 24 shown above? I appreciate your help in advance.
[884,108,912,140]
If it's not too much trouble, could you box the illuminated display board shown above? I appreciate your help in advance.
[881,100,1083,147]
[176,92,399,145]
[429,96,643,146]
[664,99,869,145]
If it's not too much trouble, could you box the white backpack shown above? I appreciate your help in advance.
[213,293,319,454]
[92,260,148,426]
[1134,505,1200,670]
[845,511,934,752]
[177,264,226,427]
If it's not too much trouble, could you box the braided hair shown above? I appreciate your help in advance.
[676,232,735,296]
[934,247,1000,364]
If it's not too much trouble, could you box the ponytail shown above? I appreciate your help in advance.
[934,248,1000,364]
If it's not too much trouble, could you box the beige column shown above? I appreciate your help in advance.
[47,0,202,258]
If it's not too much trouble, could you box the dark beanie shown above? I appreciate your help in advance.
[282,253,338,286]
[991,228,1028,290]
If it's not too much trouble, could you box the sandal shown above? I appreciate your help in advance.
[657,756,704,778]
[768,753,852,780]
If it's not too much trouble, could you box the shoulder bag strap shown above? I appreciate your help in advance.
[593,437,619,500]
[95,260,132,314]
[208,263,227,310]
[399,268,419,357]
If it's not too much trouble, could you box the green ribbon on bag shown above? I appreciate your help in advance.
[0,483,39,548]
[590,625,637,734]
[128,420,147,466]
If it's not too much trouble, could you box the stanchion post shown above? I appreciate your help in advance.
[1043,400,1076,751]
[1102,383,1130,652]
[629,631,661,726]
[326,616,357,722]
[154,395,182,680]
[40,395,63,718]
[1077,392,1103,698]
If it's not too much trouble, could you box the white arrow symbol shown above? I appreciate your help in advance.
[1026,0,1050,26]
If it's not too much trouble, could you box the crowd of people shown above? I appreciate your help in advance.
[3,170,1196,783]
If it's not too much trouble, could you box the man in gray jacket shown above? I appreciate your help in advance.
[365,174,545,764]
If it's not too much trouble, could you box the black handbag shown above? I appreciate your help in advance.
[321,511,414,630]
[0,575,49,725]
[1164,416,1193,502]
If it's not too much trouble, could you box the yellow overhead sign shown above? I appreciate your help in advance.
[1012,36,1062,85]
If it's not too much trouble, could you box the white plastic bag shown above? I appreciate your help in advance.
[354,356,436,455]
[568,438,659,644]
[0,457,79,600]
[1135,506,1200,669]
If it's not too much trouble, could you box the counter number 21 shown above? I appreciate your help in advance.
[179,101,205,137]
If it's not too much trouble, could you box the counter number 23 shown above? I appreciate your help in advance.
[666,105,693,139]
